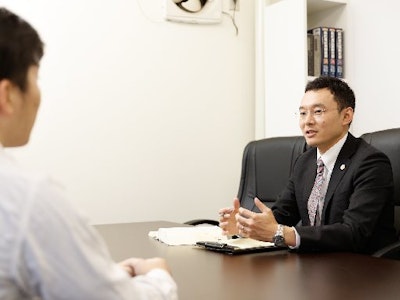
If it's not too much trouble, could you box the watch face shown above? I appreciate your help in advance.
[274,236,286,247]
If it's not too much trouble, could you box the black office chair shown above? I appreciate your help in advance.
[184,218,220,226]
[185,136,307,225]
[361,128,400,259]
[237,136,307,211]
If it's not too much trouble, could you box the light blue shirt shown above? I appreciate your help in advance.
[0,145,178,300]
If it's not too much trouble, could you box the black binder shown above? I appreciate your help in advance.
[196,240,286,255]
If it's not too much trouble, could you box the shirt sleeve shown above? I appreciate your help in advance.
[11,175,178,300]
[289,226,301,249]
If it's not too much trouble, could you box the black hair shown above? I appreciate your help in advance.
[0,7,44,91]
[305,76,356,111]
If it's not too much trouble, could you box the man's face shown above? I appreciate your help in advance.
[299,88,353,154]
[7,65,41,147]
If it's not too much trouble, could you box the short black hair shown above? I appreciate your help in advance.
[305,76,355,111]
[0,7,44,91]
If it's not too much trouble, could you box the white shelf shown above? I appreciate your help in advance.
[261,0,348,138]
[308,0,347,14]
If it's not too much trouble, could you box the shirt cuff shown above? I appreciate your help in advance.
[288,226,301,249]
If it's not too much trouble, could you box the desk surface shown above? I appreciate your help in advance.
[96,221,400,300]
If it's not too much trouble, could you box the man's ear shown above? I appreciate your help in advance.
[342,107,354,126]
[0,79,15,116]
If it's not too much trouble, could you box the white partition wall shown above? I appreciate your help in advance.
[263,0,307,138]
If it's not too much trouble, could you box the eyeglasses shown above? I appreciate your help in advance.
[297,108,338,120]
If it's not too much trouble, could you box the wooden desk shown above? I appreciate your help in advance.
[96,221,400,300]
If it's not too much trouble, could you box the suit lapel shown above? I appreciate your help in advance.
[321,133,359,220]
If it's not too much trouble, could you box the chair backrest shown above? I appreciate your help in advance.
[360,128,400,234]
[237,136,307,211]
[237,128,400,219]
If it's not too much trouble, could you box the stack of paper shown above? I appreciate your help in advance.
[149,226,227,246]
[225,237,274,249]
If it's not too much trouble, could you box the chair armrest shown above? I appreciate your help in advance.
[372,240,400,259]
[184,219,219,226]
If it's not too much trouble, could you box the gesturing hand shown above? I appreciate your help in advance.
[235,198,278,242]
[219,198,240,236]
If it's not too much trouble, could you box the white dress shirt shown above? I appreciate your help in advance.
[0,146,178,300]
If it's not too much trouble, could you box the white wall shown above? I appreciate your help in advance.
[346,0,400,136]
[1,0,255,224]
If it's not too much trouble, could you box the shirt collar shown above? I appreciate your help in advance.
[317,133,348,173]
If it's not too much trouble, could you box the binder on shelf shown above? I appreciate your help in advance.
[328,27,336,77]
[307,33,314,76]
[335,28,344,78]
[309,27,329,77]
[307,28,320,76]
[321,27,329,76]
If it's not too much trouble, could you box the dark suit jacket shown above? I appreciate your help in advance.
[272,133,397,254]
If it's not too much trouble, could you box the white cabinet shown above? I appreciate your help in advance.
[259,0,347,138]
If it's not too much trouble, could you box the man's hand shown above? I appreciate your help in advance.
[219,198,240,236]
[235,198,278,242]
[119,257,171,277]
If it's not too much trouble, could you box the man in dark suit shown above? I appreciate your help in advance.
[219,76,396,254]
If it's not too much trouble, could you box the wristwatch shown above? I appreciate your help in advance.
[273,224,287,247]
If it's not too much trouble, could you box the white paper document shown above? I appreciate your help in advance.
[149,226,227,246]
[148,226,275,249]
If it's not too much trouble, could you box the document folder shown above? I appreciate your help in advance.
[196,238,285,255]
